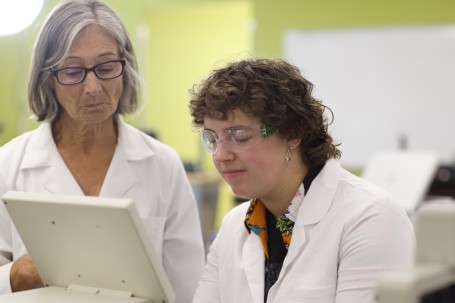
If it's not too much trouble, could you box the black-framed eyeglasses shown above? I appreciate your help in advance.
[51,59,126,85]
[200,124,277,154]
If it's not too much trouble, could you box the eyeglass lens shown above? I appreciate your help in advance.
[200,125,275,154]
[54,60,125,85]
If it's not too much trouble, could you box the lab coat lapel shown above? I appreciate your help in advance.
[99,144,138,197]
[99,119,152,197]
[243,232,265,303]
[19,123,83,195]
[281,160,340,276]
[19,121,149,197]
[43,160,84,195]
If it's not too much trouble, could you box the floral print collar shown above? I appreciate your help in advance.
[244,183,305,258]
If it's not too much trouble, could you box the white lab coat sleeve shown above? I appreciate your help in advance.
[192,224,222,302]
[0,211,13,293]
[161,155,205,303]
[335,198,416,303]
[0,262,13,294]
[0,169,14,294]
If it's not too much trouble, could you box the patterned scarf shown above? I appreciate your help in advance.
[244,183,305,258]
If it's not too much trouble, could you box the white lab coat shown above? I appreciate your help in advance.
[193,159,415,303]
[0,119,205,302]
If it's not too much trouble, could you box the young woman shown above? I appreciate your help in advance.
[188,58,415,303]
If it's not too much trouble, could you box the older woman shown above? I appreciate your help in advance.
[0,1,205,302]
[189,58,415,303]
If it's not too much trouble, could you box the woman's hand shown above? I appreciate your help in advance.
[10,254,44,292]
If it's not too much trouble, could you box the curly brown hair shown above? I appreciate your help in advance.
[189,58,341,166]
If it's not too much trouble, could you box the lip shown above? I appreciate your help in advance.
[222,169,245,181]
[83,102,105,109]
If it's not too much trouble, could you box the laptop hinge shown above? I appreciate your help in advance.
[67,284,133,298]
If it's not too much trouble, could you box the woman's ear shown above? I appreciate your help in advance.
[287,138,302,149]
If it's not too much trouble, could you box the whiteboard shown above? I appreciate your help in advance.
[284,25,455,168]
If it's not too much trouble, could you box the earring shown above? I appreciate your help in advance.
[286,146,293,163]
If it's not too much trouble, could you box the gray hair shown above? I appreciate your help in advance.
[28,0,142,122]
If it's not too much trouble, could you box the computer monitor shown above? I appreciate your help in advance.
[1,191,175,303]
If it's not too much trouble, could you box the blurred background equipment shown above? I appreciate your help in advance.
[361,150,439,215]
[376,199,455,303]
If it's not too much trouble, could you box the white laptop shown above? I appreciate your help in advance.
[361,150,439,214]
[1,191,176,303]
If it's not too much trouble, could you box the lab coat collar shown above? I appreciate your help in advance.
[116,117,155,160]
[20,122,55,169]
[98,135,139,197]
[284,159,339,258]
[19,122,83,194]
[297,159,340,225]
[268,159,341,300]
[20,118,155,169]
[19,118,153,196]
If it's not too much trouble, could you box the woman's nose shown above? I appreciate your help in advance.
[212,141,235,162]
[83,71,102,95]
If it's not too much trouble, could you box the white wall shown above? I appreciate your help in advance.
[284,25,455,168]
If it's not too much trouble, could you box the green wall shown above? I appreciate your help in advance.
[253,0,455,57]
[141,1,253,164]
